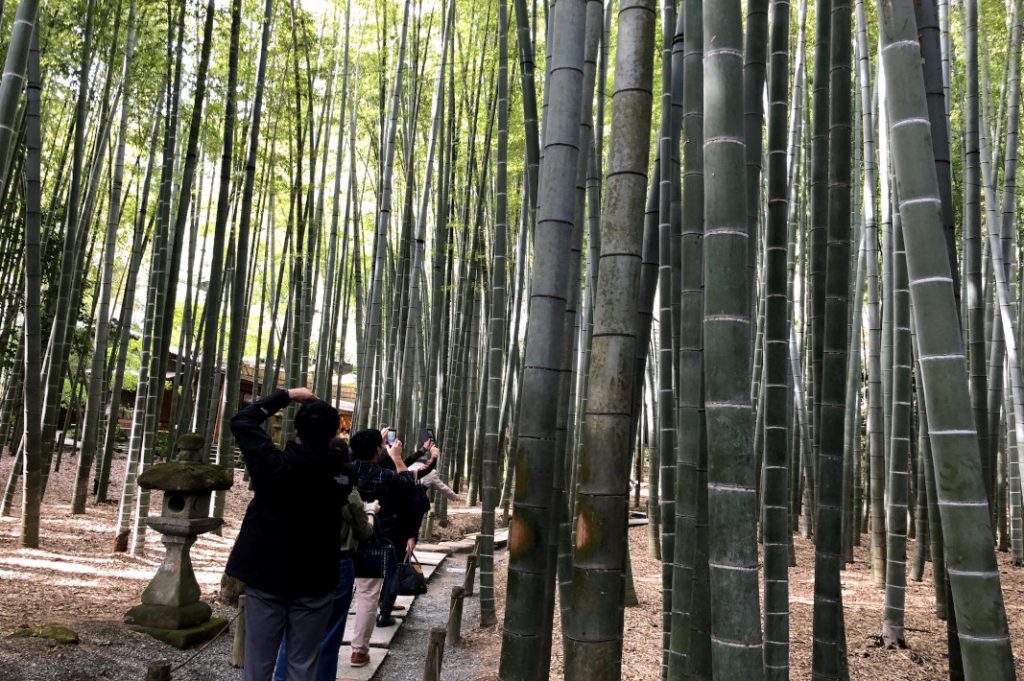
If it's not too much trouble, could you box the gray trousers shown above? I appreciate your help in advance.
[244,586,333,681]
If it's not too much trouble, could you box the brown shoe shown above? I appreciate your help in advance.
[393,604,406,611]
[351,651,370,667]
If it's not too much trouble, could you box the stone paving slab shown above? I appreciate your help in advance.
[461,528,510,541]
[347,595,414,616]
[335,543,450,679]
[449,529,509,552]
[335,646,387,680]
[342,617,401,648]
[418,527,510,555]
[410,542,450,554]
[445,539,477,554]
[414,550,447,566]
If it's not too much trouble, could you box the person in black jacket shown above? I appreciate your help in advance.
[348,428,416,667]
[373,429,437,627]
[226,387,349,681]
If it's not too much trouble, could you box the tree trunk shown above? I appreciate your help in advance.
[72,0,133,515]
[563,0,653,674]
[878,1,1015,677]
[498,0,587,676]
[762,0,792,676]
[20,14,41,549]
[480,0,507,630]
[882,217,910,648]
[702,2,765,678]
[811,0,852,676]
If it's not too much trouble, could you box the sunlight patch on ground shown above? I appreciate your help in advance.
[0,571,107,589]
[39,517,124,534]
[0,556,155,581]
[194,569,225,586]
[10,548,158,566]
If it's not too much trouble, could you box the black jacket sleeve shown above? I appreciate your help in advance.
[378,448,396,471]
[417,455,438,478]
[229,389,291,481]
[378,470,415,511]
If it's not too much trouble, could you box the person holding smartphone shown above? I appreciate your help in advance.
[348,429,416,666]
[369,426,448,626]
[408,441,462,504]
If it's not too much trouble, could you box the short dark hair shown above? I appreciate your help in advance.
[350,428,383,461]
[293,399,339,446]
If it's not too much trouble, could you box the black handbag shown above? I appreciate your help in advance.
[353,541,396,579]
[353,468,398,579]
[396,552,428,595]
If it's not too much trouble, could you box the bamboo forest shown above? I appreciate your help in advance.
[3,0,1024,679]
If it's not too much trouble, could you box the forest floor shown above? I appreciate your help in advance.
[0,451,496,680]
[4,451,1024,679]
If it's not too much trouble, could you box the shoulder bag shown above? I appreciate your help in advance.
[353,467,397,579]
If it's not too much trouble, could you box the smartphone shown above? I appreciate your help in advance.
[387,429,398,445]
[420,427,436,445]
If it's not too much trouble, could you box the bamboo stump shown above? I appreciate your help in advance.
[422,626,447,681]
[146,661,171,681]
[423,510,435,540]
[463,553,478,597]
[446,586,465,644]
[230,594,246,668]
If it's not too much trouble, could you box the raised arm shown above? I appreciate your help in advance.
[387,440,409,473]
[229,387,315,477]
[417,445,441,477]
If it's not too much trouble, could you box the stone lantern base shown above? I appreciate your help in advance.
[126,600,212,630]
[128,617,228,650]
[124,518,229,649]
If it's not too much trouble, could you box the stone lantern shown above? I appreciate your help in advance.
[124,433,234,648]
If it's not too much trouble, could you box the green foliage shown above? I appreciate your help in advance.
[29,0,530,374]
[59,325,94,408]
[151,430,170,460]
[118,336,143,393]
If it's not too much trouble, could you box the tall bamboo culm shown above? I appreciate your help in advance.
[762,0,791,676]
[878,0,1014,677]
[702,2,764,678]
[563,0,654,674]
[498,0,588,677]
[811,0,852,677]
[20,9,42,549]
